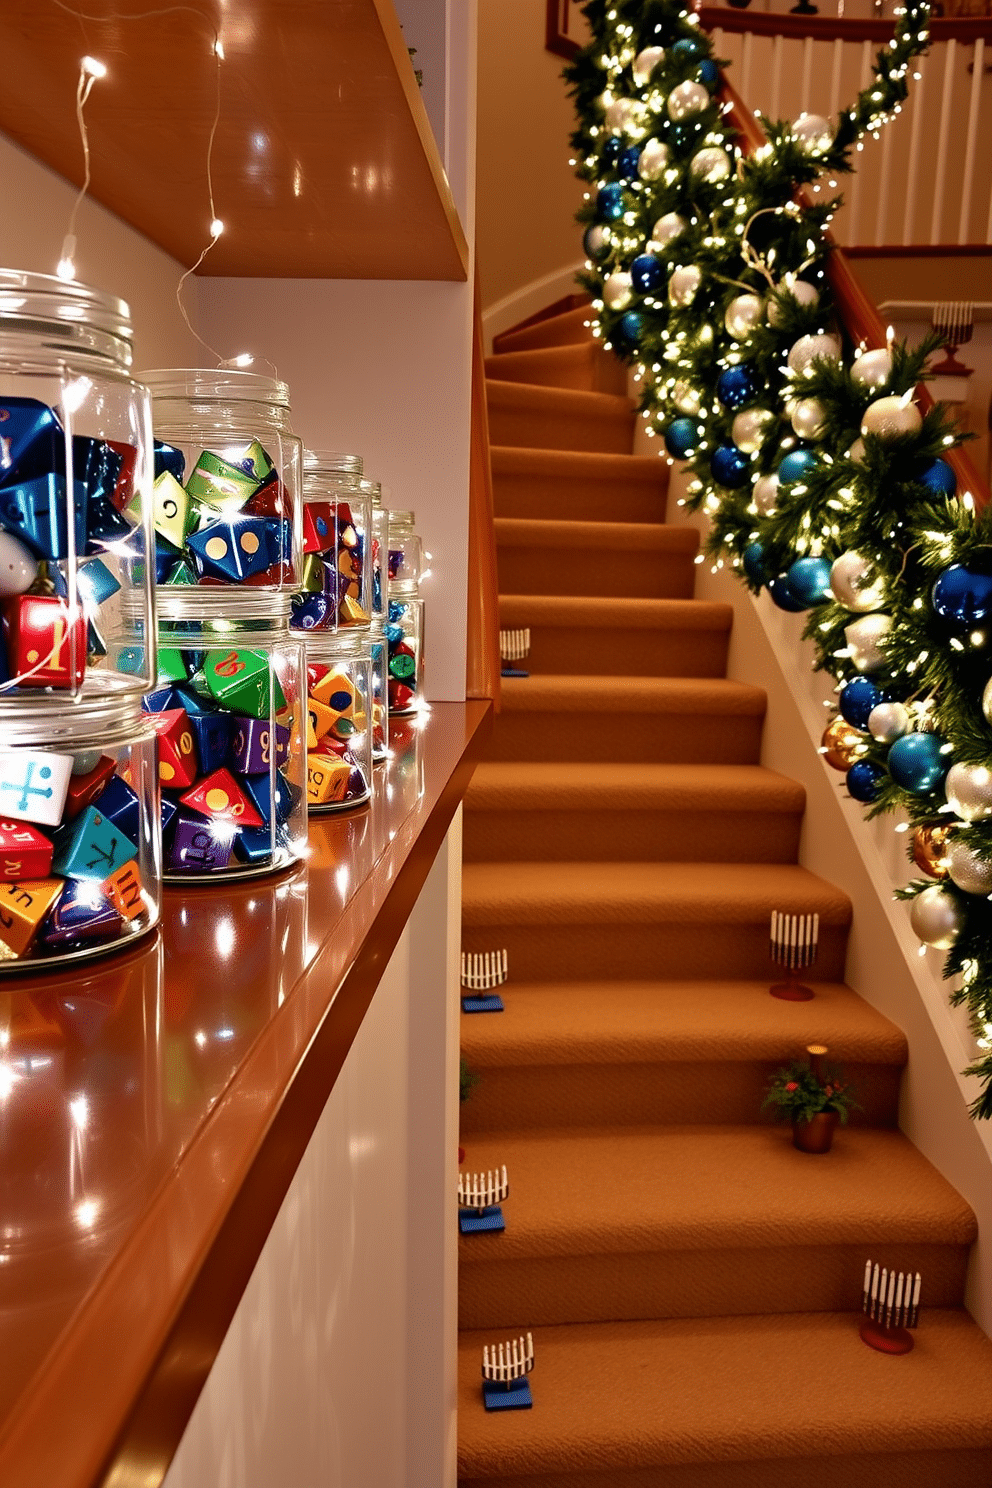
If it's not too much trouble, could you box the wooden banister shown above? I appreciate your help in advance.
[466,274,502,704]
[699,8,992,44]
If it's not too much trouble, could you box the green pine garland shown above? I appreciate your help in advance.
[566,0,992,1118]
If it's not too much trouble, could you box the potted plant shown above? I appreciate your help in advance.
[458,1057,479,1165]
[762,1045,859,1152]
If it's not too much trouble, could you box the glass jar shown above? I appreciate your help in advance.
[362,477,387,626]
[303,631,373,812]
[385,594,424,718]
[368,619,389,761]
[0,270,156,700]
[386,508,422,590]
[0,693,161,969]
[139,369,303,604]
[151,596,306,879]
[291,451,372,634]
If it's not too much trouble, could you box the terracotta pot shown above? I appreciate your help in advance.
[792,1111,838,1153]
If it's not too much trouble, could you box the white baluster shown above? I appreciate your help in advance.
[902,50,927,245]
[958,38,984,244]
[847,40,873,244]
[801,36,815,117]
[771,33,784,121]
[828,36,843,121]
[930,40,958,244]
[741,31,754,109]
[876,108,895,246]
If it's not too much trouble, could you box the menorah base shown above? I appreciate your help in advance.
[770,979,815,1002]
[860,1317,915,1354]
[462,994,504,1013]
[483,1377,533,1411]
[460,1205,506,1234]
[501,667,530,678]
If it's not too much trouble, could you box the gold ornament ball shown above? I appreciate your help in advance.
[912,824,953,880]
[821,717,867,771]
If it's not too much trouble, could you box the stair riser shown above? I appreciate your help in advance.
[488,402,635,455]
[494,307,591,353]
[459,1241,968,1332]
[459,1451,992,1488]
[459,923,848,984]
[462,807,802,864]
[498,547,694,600]
[493,472,665,524]
[488,710,764,765]
[486,350,628,396]
[458,1060,898,1131]
[502,624,729,678]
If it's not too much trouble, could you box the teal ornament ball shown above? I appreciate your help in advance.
[596,183,625,222]
[931,565,992,630]
[710,443,750,488]
[743,542,766,586]
[618,312,644,350]
[664,418,699,458]
[839,676,885,729]
[631,254,665,294]
[785,556,832,608]
[671,36,705,60]
[777,447,817,485]
[887,732,948,795]
[768,574,806,612]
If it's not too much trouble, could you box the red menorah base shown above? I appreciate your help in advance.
[770,967,815,1001]
[860,1316,914,1354]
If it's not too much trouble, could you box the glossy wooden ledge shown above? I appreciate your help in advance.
[0,699,491,1488]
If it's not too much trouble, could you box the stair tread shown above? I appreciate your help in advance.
[499,595,732,630]
[465,762,804,813]
[457,1311,992,1478]
[491,446,663,481]
[461,860,851,926]
[487,379,634,415]
[499,674,766,714]
[495,517,694,551]
[457,1124,975,1261]
[459,978,905,1068]
[493,304,594,353]
[485,344,600,374]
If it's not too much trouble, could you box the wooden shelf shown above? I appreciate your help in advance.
[0,0,468,280]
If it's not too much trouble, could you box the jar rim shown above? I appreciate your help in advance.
[305,450,363,476]
[303,630,372,660]
[388,509,415,527]
[141,367,291,406]
[0,681,151,745]
[156,590,294,624]
[0,269,132,341]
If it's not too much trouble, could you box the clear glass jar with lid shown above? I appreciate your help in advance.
[151,593,306,879]
[303,631,373,812]
[368,622,389,760]
[386,509,424,718]
[386,508,422,590]
[291,450,372,633]
[139,368,303,600]
[0,270,156,699]
[0,692,161,969]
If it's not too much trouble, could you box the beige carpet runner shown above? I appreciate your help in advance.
[457,301,992,1487]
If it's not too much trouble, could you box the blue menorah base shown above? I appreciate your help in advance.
[462,993,504,1013]
[459,1205,505,1234]
[501,667,530,678]
[483,1376,532,1411]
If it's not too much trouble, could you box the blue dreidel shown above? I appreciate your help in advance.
[0,397,63,486]
[188,712,235,776]
[97,773,142,846]
[40,880,123,952]
[52,803,137,880]
[153,440,186,484]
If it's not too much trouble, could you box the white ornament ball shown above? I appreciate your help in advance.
[767,278,819,326]
[981,677,992,727]
[944,761,992,821]
[733,408,775,454]
[637,138,669,182]
[909,884,964,948]
[668,80,709,121]
[0,531,38,596]
[787,333,842,376]
[791,397,828,441]
[829,551,885,613]
[672,380,701,416]
[845,612,892,673]
[847,438,867,465]
[690,147,732,183]
[861,395,923,442]
[725,293,765,340]
[792,112,834,155]
[584,225,610,260]
[851,347,894,390]
[651,212,688,248]
[753,473,780,515]
[668,264,702,307]
[603,272,634,311]
[632,46,665,87]
[605,97,640,135]
[867,702,910,744]
[946,841,992,897]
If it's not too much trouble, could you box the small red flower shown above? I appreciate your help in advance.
[785,1081,799,1092]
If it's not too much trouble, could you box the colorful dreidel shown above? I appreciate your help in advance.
[86,494,132,549]
[306,753,352,806]
[204,648,286,718]
[291,592,334,630]
[40,880,123,951]
[233,825,276,865]
[0,397,62,485]
[188,516,274,581]
[244,766,295,824]
[185,450,261,512]
[156,647,191,684]
[303,502,335,553]
[0,748,74,826]
[73,436,124,506]
[188,712,235,775]
[143,470,194,549]
[5,594,88,688]
[244,475,288,520]
[76,556,122,608]
[180,768,264,828]
[149,708,199,789]
[64,755,117,818]
[153,440,185,484]
[221,439,273,484]
[103,859,145,920]
[163,557,198,586]
[106,440,139,512]
[52,803,137,880]
[0,878,65,956]
[96,773,141,845]
[166,808,236,874]
[0,820,54,881]
[339,593,369,625]
[230,716,290,774]
[0,475,86,561]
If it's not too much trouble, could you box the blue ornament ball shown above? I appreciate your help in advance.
[664,417,699,458]
[619,144,642,179]
[601,137,623,169]
[583,224,611,262]
[618,311,644,350]
[931,565,992,630]
[839,676,885,729]
[768,574,807,612]
[672,36,705,59]
[887,732,948,794]
[785,556,832,609]
[915,457,956,497]
[742,542,766,586]
[711,443,750,488]
[847,760,886,803]
[698,59,719,87]
[596,183,625,222]
[631,254,665,294]
[716,365,758,410]
[777,447,817,485]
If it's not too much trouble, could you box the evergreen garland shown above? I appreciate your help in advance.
[565,0,992,1118]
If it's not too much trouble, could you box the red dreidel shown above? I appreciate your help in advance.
[149,709,200,790]
[5,595,87,689]
[0,820,54,881]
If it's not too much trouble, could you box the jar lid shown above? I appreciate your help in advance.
[303,629,371,662]
[0,269,133,367]
[156,590,294,625]
[305,450,363,476]
[0,681,152,747]
[359,478,381,504]
[141,367,291,406]
[388,509,416,528]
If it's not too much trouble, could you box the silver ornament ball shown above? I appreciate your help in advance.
[651,212,687,248]
[672,379,701,416]
[847,437,867,464]
[632,46,665,87]
[669,264,702,307]
[946,840,992,896]
[733,408,775,454]
[845,612,892,673]
[767,277,819,327]
[861,395,923,442]
[792,112,834,155]
[690,147,732,183]
[787,333,842,376]
[668,80,710,121]
[790,397,828,441]
[584,225,610,260]
[752,473,779,515]
[605,97,640,135]
[603,271,634,310]
[829,551,885,613]
[867,702,909,744]
[725,293,765,339]
[944,761,992,821]
[638,138,669,181]
[909,884,964,948]
[851,347,894,390]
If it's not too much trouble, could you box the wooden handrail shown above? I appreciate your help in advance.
[699,8,992,43]
[466,273,502,704]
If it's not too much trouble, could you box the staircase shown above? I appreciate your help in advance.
[457,304,992,1487]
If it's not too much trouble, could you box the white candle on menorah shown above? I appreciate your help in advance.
[769,910,819,1001]
[860,1258,920,1354]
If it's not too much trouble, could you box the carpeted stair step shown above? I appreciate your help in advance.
[457,1125,974,1329]
[498,595,732,677]
[489,676,766,765]
[485,342,628,395]
[459,978,904,1131]
[493,303,593,354]
[496,518,695,600]
[492,447,667,524]
[457,1311,992,1488]
[460,861,851,983]
[463,763,804,863]
[487,382,635,454]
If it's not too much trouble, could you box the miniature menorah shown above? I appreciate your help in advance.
[769,910,819,1001]
[482,1332,535,1411]
[500,627,531,678]
[458,1165,509,1234]
[461,949,508,1013]
[861,1260,921,1354]
[931,302,974,377]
